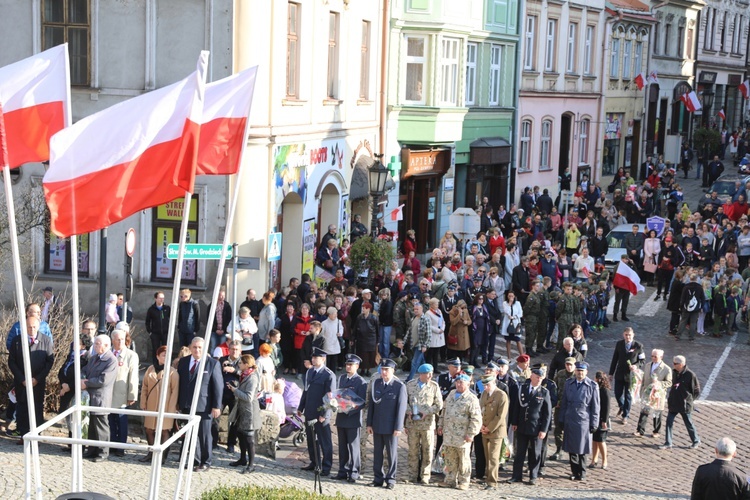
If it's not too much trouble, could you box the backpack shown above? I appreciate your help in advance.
[684,286,701,312]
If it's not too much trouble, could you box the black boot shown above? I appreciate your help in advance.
[241,465,256,474]
[229,458,247,467]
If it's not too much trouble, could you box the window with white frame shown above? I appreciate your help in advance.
[731,14,739,53]
[520,120,531,171]
[634,40,642,75]
[622,39,631,79]
[524,16,536,70]
[566,23,577,73]
[584,25,594,74]
[327,12,340,99]
[360,21,371,99]
[677,26,684,57]
[489,44,503,106]
[720,11,727,52]
[286,2,301,98]
[664,24,671,55]
[545,19,556,72]
[610,37,619,78]
[440,37,460,106]
[465,42,477,105]
[42,0,90,86]
[738,16,745,56]
[540,119,552,169]
[653,23,659,54]
[704,7,714,50]
[404,35,427,104]
[578,119,589,164]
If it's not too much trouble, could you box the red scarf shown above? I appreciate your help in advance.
[240,366,255,383]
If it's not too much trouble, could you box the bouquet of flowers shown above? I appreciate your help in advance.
[319,388,365,415]
[628,366,643,406]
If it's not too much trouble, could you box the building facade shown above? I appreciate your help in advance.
[383,0,520,253]
[601,0,654,180]
[0,0,233,316]
[517,0,605,196]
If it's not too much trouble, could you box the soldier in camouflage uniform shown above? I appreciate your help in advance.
[537,277,552,353]
[392,292,410,341]
[437,373,482,491]
[555,282,581,349]
[404,363,443,484]
[523,281,543,356]
[551,356,577,461]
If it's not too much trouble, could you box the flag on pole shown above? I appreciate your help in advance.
[633,73,646,90]
[196,66,258,176]
[44,52,209,237]
[740,80,750,99]
[648,70,659,84]
[680,91,702,113]
[0,44,70,168]
[718,108,726,120]
[613,261,645,295]
[390,204,405,221]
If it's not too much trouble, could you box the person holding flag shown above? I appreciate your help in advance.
[612,253,644,323]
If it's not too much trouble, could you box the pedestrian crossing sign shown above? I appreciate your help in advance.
[268,232,282,262]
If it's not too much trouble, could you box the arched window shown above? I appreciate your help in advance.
[540,119,552,169]
[578,118,590,164]
[520,120,532,171]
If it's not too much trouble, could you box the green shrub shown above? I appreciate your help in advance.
[200,485,352,500]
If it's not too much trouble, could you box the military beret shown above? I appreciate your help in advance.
[517,354,530,363]
[456,373,471,382]
[417,363,434,374]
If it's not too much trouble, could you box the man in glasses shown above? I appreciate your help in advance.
[659,355,701,450]
[634,349,672,438]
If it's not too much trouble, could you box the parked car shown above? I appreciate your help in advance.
[604,223,646,272]
[697,174,750,212]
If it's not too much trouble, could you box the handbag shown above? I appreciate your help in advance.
[506,322,518,336]
[644,261,658,274]
[447,333,458,346]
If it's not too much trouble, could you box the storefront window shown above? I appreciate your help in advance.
[45,227,90,277]
[151,196,199,284]
[603,139,620,176]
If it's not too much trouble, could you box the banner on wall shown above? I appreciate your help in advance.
[340,195,349,242]
[604,113,623,140]
[302,219,316,278]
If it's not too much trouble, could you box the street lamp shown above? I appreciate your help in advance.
[368,153,389,237]
[701,90,715,128]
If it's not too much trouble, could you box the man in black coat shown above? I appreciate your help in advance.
[176,337,224,471]
[548,337,584,379]
[675,272,705,341]
[691,437,750,500]
[536,189,554,216]
[511,257,531,305]
[520,187,535,215]
[211,340,242,454]
[8,316,55,443]
[334,354,368,482]
[660,355,700,450]
[589,227,608,262]
[298,347,337,476]
[209,290,232,354]
[624,224,645,272]
[608,327,644,424]
[707,155,724,186]
[507,368,552,485]
[145,291,171,365]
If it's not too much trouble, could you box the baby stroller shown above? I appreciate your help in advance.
[278,379,305,447]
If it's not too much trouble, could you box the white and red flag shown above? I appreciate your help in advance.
[718,109,726,120]
[197,66,258,176]
[613,260,645,295]
[680,91,702,113]
[740,80,750,99]
[648,71,659,84]
[0,44,70,168]
[44,52,209,237]
[633,73,646,90]
[390,204,405,221]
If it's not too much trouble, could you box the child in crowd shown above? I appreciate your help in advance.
[595,280,610,331]
[697,278,712,336]
[267,329,283,374]
[712,285,727,337]
[727,286,742,336]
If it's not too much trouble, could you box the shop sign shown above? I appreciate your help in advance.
[302,219,316,278]
[604,113,623,140]
[401,148,451,178]
[699,71,717,84]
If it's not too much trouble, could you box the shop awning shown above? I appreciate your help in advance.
[470,137,511,164]
[350,155,396,201]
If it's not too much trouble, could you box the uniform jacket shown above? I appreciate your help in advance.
[298,365,337,422]
[560,377,600,455]
[439,389,482,447]
[145,304,171,337]
[140,365,179,429]
[523,291,542,324]
[609,339,645,382]
[335,373,367,428]
[8,334,55,387]
[479,386,508,439]
[81,350,119,412]
[405,378,443,431]
[690,459,750,500]
[367,377,407,434]
[555,293,581,324]
[176,355,223,415]
[229,369,262,431]
[668,366,700,414]
[111,347,140,408]
[511,380,551,436]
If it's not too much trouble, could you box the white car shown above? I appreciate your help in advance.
[604,223,646,271]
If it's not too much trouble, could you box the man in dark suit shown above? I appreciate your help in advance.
[209,290,232,354]
[177,337,223,472]
[298,347,337,476]
[367,358,408,490]
[691,437,750,500]
[511,257,531,305]
[7,316,55,444]
[334,354,367,482]
[608,327,644,424]
[507,367,552,485]
[80,334,118,461]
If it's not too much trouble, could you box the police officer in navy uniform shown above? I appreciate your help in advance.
[334,354,367,483]
[508,367,552,485]
[366,358,407,490]
[532,363,557,476]
[298,347,337,476]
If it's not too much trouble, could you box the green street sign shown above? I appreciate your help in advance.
[166,244,233,260]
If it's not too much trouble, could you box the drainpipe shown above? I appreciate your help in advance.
[511,0,525,207]
[596,14,611,184]
[379,0,390,155]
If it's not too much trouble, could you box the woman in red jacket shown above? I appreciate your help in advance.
[488,227,506,257]
[401,229,417,256]
[293,303,312,375]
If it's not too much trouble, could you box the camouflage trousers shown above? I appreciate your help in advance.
[556,320,573,349]
[525,321,539,351]
[442,444,471,488]
[553,407,564,451]
[406,428,434,482]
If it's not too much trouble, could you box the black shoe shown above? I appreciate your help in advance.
[91,455,108,463]
[528,478,537,485]
[333,474,348,480]
[549,452,559,461]
[320,471,330,477]
[506,478,522,483]
[347,477,357,484]
[386,483,395,490]
[612,316,618,322]
[138,453,153,463]
[229,459,247,467]
[369,482,383,487]
[112,449,125,457]
[241,466,256,474]
[622,316,631,321]
[528,350,538,357]
[301,464,315,471]
[82,451,99,459]
[654,295,660,301]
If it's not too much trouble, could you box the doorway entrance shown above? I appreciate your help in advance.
[317,184,340,247]
[559,114,573,179]
[399,176,439,254]
[279,192,303,285]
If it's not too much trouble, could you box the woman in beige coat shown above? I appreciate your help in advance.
[138,345,179,463]
[448,299,472,358]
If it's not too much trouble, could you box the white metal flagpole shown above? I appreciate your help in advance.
[0,105,43,499]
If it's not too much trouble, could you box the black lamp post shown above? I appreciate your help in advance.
[701,90,715,128]
[368,154,389,238]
